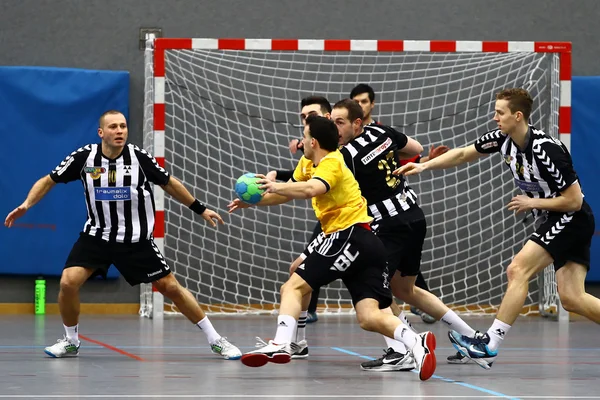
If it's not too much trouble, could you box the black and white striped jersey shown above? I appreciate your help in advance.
[341,123,420,221]
[474,125,581,218]
[50,143,170,243]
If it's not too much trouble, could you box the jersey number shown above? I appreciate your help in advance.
[377,151,400,189]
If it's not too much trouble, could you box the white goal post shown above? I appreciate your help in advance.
[140,38,572,321]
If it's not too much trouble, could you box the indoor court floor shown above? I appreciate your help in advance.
[0,313,598,399]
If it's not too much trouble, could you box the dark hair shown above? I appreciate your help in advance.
[333,98,364,123]
[99,110,125,128]
[300,96,332,114]
[496,88,533,121]
[350,84,375,102]
[305,115,339,151]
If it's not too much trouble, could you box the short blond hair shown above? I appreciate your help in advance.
[496,88,533,121]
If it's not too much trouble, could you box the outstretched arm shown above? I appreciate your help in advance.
[161,177,224,227]
[394,144,484,176]
[5,175,56,227]
[420,144,450,163]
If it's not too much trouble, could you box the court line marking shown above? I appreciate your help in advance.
[79,334,145,361]
[332,347,519,400]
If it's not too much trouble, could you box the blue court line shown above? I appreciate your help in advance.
[331,347,520,400]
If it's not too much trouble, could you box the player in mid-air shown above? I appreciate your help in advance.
[395,88,599,369]
[229,115,437,381]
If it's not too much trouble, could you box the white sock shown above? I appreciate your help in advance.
[440,309,476,336]
[295,311,308,342]
[383,334,407,353]
[393,323,419,349]
[64,324,79,343]
[273,315,297,344]
[196,316,221,345]
[397,311,417,333]
[486,319,511,351]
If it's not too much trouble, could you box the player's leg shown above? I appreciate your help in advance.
[448,240,552,369]
[410,272,437,324]
[556,261,600,323]
[342,225,436,380]
[114,239,241,360]
[45,234,109,358]
[241,272,315,367]
[307,286,320,322]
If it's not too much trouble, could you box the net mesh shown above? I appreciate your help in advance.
[141,45,561,316]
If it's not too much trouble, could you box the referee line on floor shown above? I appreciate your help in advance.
[79,334,145,361]
[331,347,520,400]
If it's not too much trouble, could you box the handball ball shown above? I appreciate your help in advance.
[235,173,265,205]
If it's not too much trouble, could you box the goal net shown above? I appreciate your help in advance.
[140,39,571,319]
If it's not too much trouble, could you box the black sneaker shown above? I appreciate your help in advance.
[360,348,416,372]
[447,351,470,364]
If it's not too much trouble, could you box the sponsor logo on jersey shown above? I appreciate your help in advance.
[481,141,498,150]
[361,137,392,165]
[85,167,106,180]
[94,187,131,201]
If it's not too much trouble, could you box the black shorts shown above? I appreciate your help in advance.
[372,214,427,277]
[64,233,172,286]
[530,200,595,270]
[294,223,392,309]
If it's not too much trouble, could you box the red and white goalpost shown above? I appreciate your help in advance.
[140,37,571,321]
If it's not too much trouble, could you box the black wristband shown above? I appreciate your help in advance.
[189,199,207,215]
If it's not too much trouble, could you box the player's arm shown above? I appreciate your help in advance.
[508,182,583,214]
[160,176,224,228]
[420,144,450,163]
[394,145,485,176]
[266,169,295,182]
[4,175,56,228]
[396,137,423,158]
[259,178,328,200]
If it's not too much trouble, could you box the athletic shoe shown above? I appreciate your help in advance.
[44,336,80,358]
[291,339,309,359]
[210,337,242,360]
[306,311,318,323]
[420,312,437,324]
[447,351,470,364]
[411,331,437,381]
[360,347,416,372]
[447,330,497,370]
[256,337,309,360]
[241,338,292,367]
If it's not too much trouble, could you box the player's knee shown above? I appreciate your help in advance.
[153,276,180,297]
[557,288,580,313]
[506,260,527,282]
[59,271,86,293]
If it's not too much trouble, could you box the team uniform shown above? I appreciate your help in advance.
[473,126,594,269]
[291,150,392,309]
[49,143,172,285]
[341,123,426,278]
[448,125,595,368]
[44,142,241,360]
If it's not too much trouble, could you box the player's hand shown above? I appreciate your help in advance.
[393,162,425,176]
[200,208,224,227]
[257,178,279,195]
[227,198,251,213]
[266,171,278,182]
[4,204,28,228]
[507,195,533,214]
[428,144,450,160]
[289,139,303,154]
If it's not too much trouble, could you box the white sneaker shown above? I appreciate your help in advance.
[210,337,242,360]
[411,331,437,381]
[44,336,80,358]
[291,339,309,359]
[242,338,292,367]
